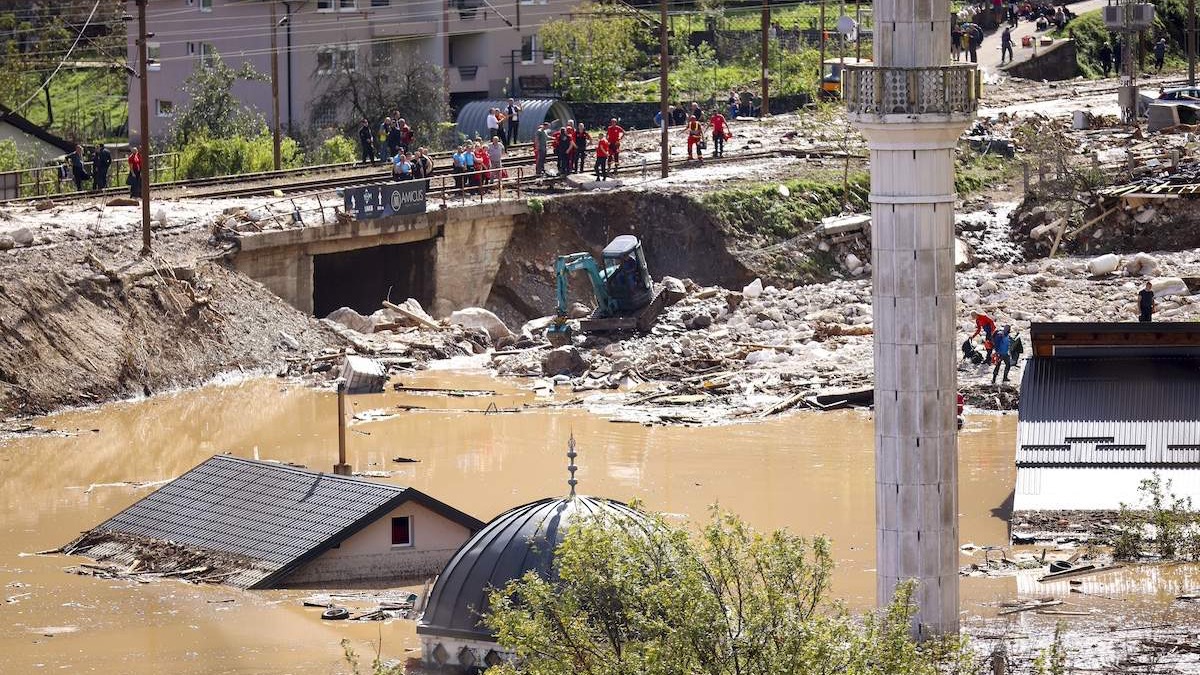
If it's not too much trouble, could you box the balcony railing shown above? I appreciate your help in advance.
[844,65,980,117]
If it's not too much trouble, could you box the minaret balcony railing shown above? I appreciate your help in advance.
[843,65,980,116]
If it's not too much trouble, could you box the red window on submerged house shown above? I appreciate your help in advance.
[391,516,412,546]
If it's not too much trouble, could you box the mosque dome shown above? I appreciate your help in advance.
[417,494,646,646]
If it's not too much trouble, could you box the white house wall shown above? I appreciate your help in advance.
[282,501,472,585]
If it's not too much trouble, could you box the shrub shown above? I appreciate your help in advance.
[176,134,302,179]
[0,138,23,172]
[314,135,358,165]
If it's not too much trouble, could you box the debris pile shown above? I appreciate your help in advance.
[59,531,261,586]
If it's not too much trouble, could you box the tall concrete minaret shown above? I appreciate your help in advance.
[845,0,978,638]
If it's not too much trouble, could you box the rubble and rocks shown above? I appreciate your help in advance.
[448,307,515,342]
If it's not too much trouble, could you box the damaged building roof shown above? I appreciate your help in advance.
[64,455,484,588]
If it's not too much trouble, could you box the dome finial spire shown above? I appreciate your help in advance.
[567,434,578,498]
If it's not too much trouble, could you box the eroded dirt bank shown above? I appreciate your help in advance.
[0,230,339,418]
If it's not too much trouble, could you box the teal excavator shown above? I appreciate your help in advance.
[547,235,666,345]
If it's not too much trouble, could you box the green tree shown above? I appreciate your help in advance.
[310,43,448,145]
[540,1,645,101]
[485,506,975,675]
[171,52,268,146]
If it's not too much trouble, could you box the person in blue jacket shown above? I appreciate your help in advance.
[991,327,1012,384]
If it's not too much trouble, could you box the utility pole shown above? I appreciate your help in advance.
[760,0,770,116]
[1190,0,1196,85]
[660,0,669,178]
[819,0,827,85]
[855,0,862,61]
[136,0,151,255]
[270,1,282,171]
[334,381,351,475]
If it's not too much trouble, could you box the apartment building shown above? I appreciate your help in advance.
[127,0,574,141]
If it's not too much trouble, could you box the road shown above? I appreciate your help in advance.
[972,0,1107,76]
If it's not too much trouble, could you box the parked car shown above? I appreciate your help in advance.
[1158,87,1200,103]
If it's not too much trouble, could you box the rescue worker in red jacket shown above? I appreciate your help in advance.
[970,310,997,362]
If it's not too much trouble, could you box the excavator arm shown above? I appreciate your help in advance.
[553,253,614,321]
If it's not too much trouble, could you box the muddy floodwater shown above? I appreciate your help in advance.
[2,372,1198,673]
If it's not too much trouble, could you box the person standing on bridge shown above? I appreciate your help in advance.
[605,118,624,174]
[594,135,610,181]
[487,136,505,181]
[709,110,728,158]
[505,98,522,145]
[68,145,90,192]
[573,122,589,174]
[1000,27,1014,64]
[534,122,549,177]
[127,146,142,198]
[486,108,501,145]
[358,119,376,164]
[398,119,414,154]
[92,143,112,191]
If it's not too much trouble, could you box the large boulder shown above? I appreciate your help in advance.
[449,307,514,341]
[1152,277,1189,297]
[0,234,14,251]
[1124,252,1160,277]
[326,307,376,334]
[541,346,588,376]
[10,227,34,246]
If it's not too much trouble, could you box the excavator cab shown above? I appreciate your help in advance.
[600,235,653,313]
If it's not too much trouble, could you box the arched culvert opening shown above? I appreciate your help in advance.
[312,241,436,318]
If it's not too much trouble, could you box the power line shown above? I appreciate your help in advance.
[5,0,102,115]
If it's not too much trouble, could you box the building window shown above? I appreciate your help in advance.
[198,42,217,69]
[155,99,174,117]
[339,46,357,72]
[317,48,335,74]
[317,0,334,11]
[147,42,161,71]
[199,0,212,11]
[371,0,390,6]
[371,40,393,63]
[520,35,535,64]
[339,0,357,10]
[391,516,412,546]
[312,101,338,128]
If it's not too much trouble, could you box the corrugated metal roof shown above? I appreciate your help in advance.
[455,99,575,144]
[1017,421,1200,466]
[417,495,648,642]
[1018,356,1200,423]
[74,455,481,588]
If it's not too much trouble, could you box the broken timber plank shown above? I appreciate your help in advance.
[998,600,1063,616]
[382,301,441,330]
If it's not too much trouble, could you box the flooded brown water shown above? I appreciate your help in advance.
[1,373,1195,673]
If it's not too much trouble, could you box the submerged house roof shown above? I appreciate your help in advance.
[1015,323,1200,511]
[66,455,484,588]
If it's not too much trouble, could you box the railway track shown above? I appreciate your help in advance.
[0,144,533,207]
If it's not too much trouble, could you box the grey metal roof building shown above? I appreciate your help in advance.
[455,99,575,144]
[1014,323,1200,512]
[65,455,484,589]
[417,494,648,670]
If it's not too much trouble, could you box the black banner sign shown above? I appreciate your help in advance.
[343,181,427,220]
